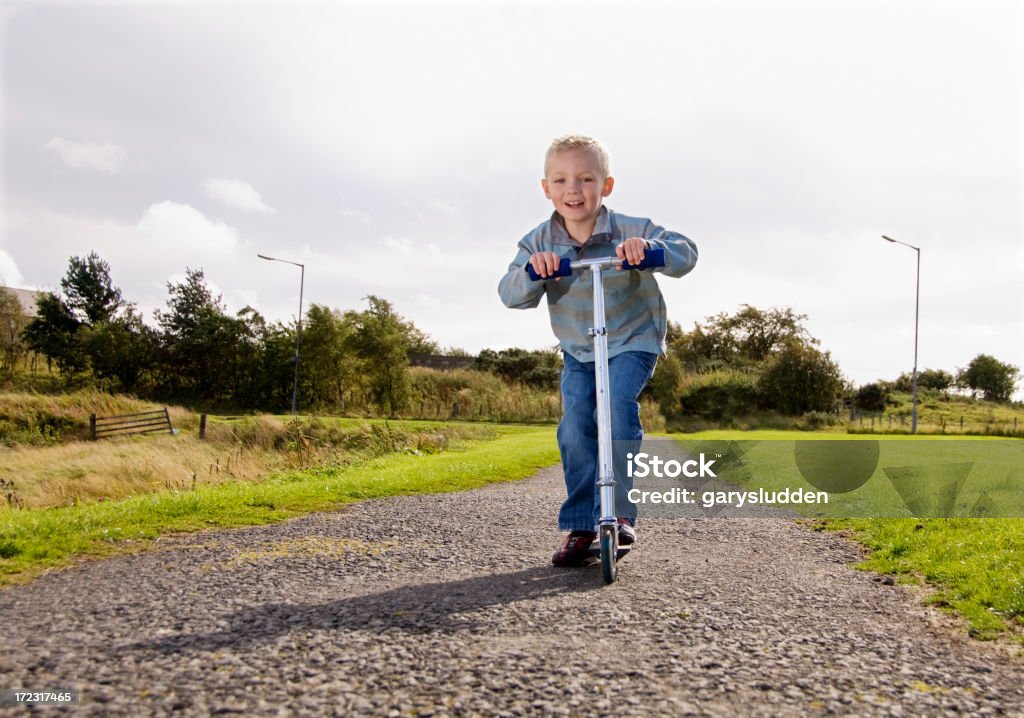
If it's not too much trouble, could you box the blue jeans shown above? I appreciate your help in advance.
[557,350,658,531]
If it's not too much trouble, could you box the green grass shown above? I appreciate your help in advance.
[670,430,1024,641]
[0,424,558,586]
[855,389,1024,436]
[827,518,1024,641]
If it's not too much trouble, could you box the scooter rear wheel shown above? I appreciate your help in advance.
[600,525,617,584]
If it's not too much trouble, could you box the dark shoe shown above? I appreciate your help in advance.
[552,531,597,567]
[617,518,636,546]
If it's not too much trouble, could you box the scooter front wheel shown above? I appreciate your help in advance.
[600,525,617,584]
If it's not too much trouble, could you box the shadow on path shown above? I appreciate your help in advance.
[132,564,600,655]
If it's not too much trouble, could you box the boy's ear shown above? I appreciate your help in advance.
[602,176,615,197]
[541,178,551,199]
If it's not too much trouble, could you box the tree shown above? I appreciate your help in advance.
[257,320,301,411]
[300,304,356,410]
[81,307,157,391]
[957,354,1020,403]
[22,292,86,383]
[916,368,954,392]
[60,252,123,324]
[0,288,26,376]
[671,305,814,372]
[344,296,424,415]
[154,268,248,402]
[757,343,844,415]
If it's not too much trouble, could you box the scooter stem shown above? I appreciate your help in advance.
[589,264,616,527]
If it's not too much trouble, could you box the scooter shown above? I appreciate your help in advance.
[528,247,665,583]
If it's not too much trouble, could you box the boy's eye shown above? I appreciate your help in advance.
[553,179,565,184]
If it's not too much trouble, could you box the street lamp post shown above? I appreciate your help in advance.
[882,235,920,434]
[258,254,305,416]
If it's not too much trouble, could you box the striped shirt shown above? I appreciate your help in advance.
[498,206,698,362]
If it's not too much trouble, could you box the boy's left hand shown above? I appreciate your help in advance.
[616,237,650,268]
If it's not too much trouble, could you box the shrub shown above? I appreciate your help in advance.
[855,382,889,413]
[757,344,843,415]
[677,370,759,420]
[801,411,839,429]
[644,353,683,418]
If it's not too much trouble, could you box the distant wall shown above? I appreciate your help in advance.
[0,286,42,319]
[408,354,477,371]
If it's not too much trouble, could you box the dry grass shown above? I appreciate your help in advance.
[0,388,198,445]
[0,429,288,509]
[0,413,497,510]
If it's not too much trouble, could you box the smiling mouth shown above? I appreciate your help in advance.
[565,200,584,209]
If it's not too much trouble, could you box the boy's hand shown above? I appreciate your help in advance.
[616,237,651,268]
[529,251,563,280]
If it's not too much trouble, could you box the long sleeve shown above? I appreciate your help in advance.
[498,244,547,310]
[643,221,698,278]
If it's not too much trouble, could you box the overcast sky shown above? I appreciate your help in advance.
[1,0,1021,396]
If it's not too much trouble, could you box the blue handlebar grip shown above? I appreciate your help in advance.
[622,247,666,271]
[526,257,572,281]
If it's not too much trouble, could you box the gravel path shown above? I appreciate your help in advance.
[2,466,1023,717]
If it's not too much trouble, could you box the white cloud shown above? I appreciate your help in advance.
[233,288,259,309]
[44,137,126,173]
[0,250,24,286]
[381,236,441,256]
[202,178,275,214]
[137,201,239,255]
[340,209,373,226]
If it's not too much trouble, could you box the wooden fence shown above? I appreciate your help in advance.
[89,408,174,440]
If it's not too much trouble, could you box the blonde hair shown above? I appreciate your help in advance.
[544,134,610,178]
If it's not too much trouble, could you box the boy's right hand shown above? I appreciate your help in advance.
[528,252,563,280]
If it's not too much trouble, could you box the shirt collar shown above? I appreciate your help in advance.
[550,206,614,246]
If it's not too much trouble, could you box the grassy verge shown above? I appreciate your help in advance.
[2,415,499,509]
[822,518,1024,641]
[0,425,558,587]
[671,430,1024,642]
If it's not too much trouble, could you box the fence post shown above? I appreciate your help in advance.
[89,414,97,441]
[164,407,173,435]
[199,414,207,440]
[960,416,964,430]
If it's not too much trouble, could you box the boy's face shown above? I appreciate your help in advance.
[542,149,614,225]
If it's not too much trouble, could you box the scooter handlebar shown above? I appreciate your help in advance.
[525,257,572,281]
[525,247,665,281]
[621,247,665,271]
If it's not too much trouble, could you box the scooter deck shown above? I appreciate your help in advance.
[588,540,632,561]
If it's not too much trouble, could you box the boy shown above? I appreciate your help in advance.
[498,134,698,567]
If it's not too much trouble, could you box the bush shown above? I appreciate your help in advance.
[855,382,889,413]
[801,411,839,429]
[677,370,759,420]
[757,344,843,415]
[644,353,683,417]
[406,367,559,422]
[917,368,954,391]
[474,348,561,391]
